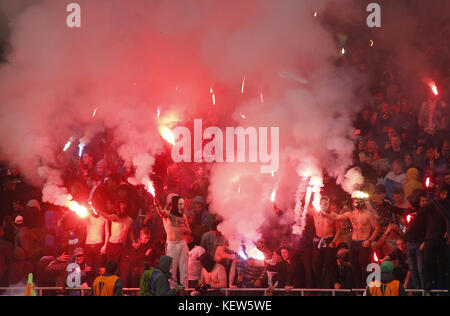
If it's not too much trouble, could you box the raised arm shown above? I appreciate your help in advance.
[98,209,120,222]
[321,211,351,222]
[154,200,169,219]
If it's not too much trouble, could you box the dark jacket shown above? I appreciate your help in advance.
[152,256,177,296]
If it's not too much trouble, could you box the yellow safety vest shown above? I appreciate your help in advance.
[369,280,400,296]
[93,275,120,296]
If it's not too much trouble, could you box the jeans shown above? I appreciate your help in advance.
[312,237,337,288]
[350,240,372,289]
[406,242,424,289]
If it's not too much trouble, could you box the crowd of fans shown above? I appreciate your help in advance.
[1,39,450,296]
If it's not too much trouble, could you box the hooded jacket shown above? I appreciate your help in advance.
[152,256,177,296]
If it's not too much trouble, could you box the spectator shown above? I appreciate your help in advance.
[422,145,447,178]
[92,260,123,296]
[404,168,425,200]
[200,220,227,260]
[197,253,227,294]
[384,160,407,202]
[127,227,155,288]
[334,244,354,290]
[365,261,406,296]
[383,237,409,287]
[421,188,447,289]
[187,196,213,245]
[187,243,206,288]
[405,193,427,290]
[139,256,183,296]
[264,249,284,288]
[13,215,40,261]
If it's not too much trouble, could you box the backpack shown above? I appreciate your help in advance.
[139,268,162,296]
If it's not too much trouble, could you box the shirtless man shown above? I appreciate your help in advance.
[321,198,380,288]
[82,213,109,277]
[198,253,227,291]
[155,195,191,288]
[308,197,339,288]
[98,200,134,285]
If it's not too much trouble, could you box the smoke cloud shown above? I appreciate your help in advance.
[2,0,446,251]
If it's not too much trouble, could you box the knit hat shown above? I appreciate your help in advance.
[14,215,24,225]
[380,261,394,273]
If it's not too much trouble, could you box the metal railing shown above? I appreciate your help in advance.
[0,287,448,296]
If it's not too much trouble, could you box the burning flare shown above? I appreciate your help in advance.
[67,200,88,218]
[373,252,379,263]
[63,138,73,152]
[270,188,277,203]
[210,88,216,105]
[142,177,156,197]
[425,177,431,188]
[406,214,412,224]
[429,81,439,96]
[352,191,370,199]
[160,126,175,145]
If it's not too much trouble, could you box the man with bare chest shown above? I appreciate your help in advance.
[156,195,191,288]
[83,214,109,277]
[322,198,380,288]
[309,197,338,288]
[98,200,134,284]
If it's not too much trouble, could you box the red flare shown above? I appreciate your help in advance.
[429,81,439,96]
[373,252,379,263]
[406,214,412,224]
[67,201,88,218]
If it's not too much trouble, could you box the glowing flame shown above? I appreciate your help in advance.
[370,40,374,47]
[341,48,346,55]
[352,191,370,199]
[92,108,97,118]
[425,177,430,188]
[238,186,241,193]
[67,201,88,218]
[160,126,176,145]
[238,250,248,260]
[63,138,73,152]
[142,177,156,197]
[157,108,161,119]
[240,113,246,119]
[314,11,318,17]
[271,171,274,177]
[429,81,439,96]
[241,77,245,94]
[247,247,265,261]
[78,142,86,157]
[373,252,379,263]
[260,93,264,104]
[270,188,277,203]
[210,88,216,105]
[406,214,412,224]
